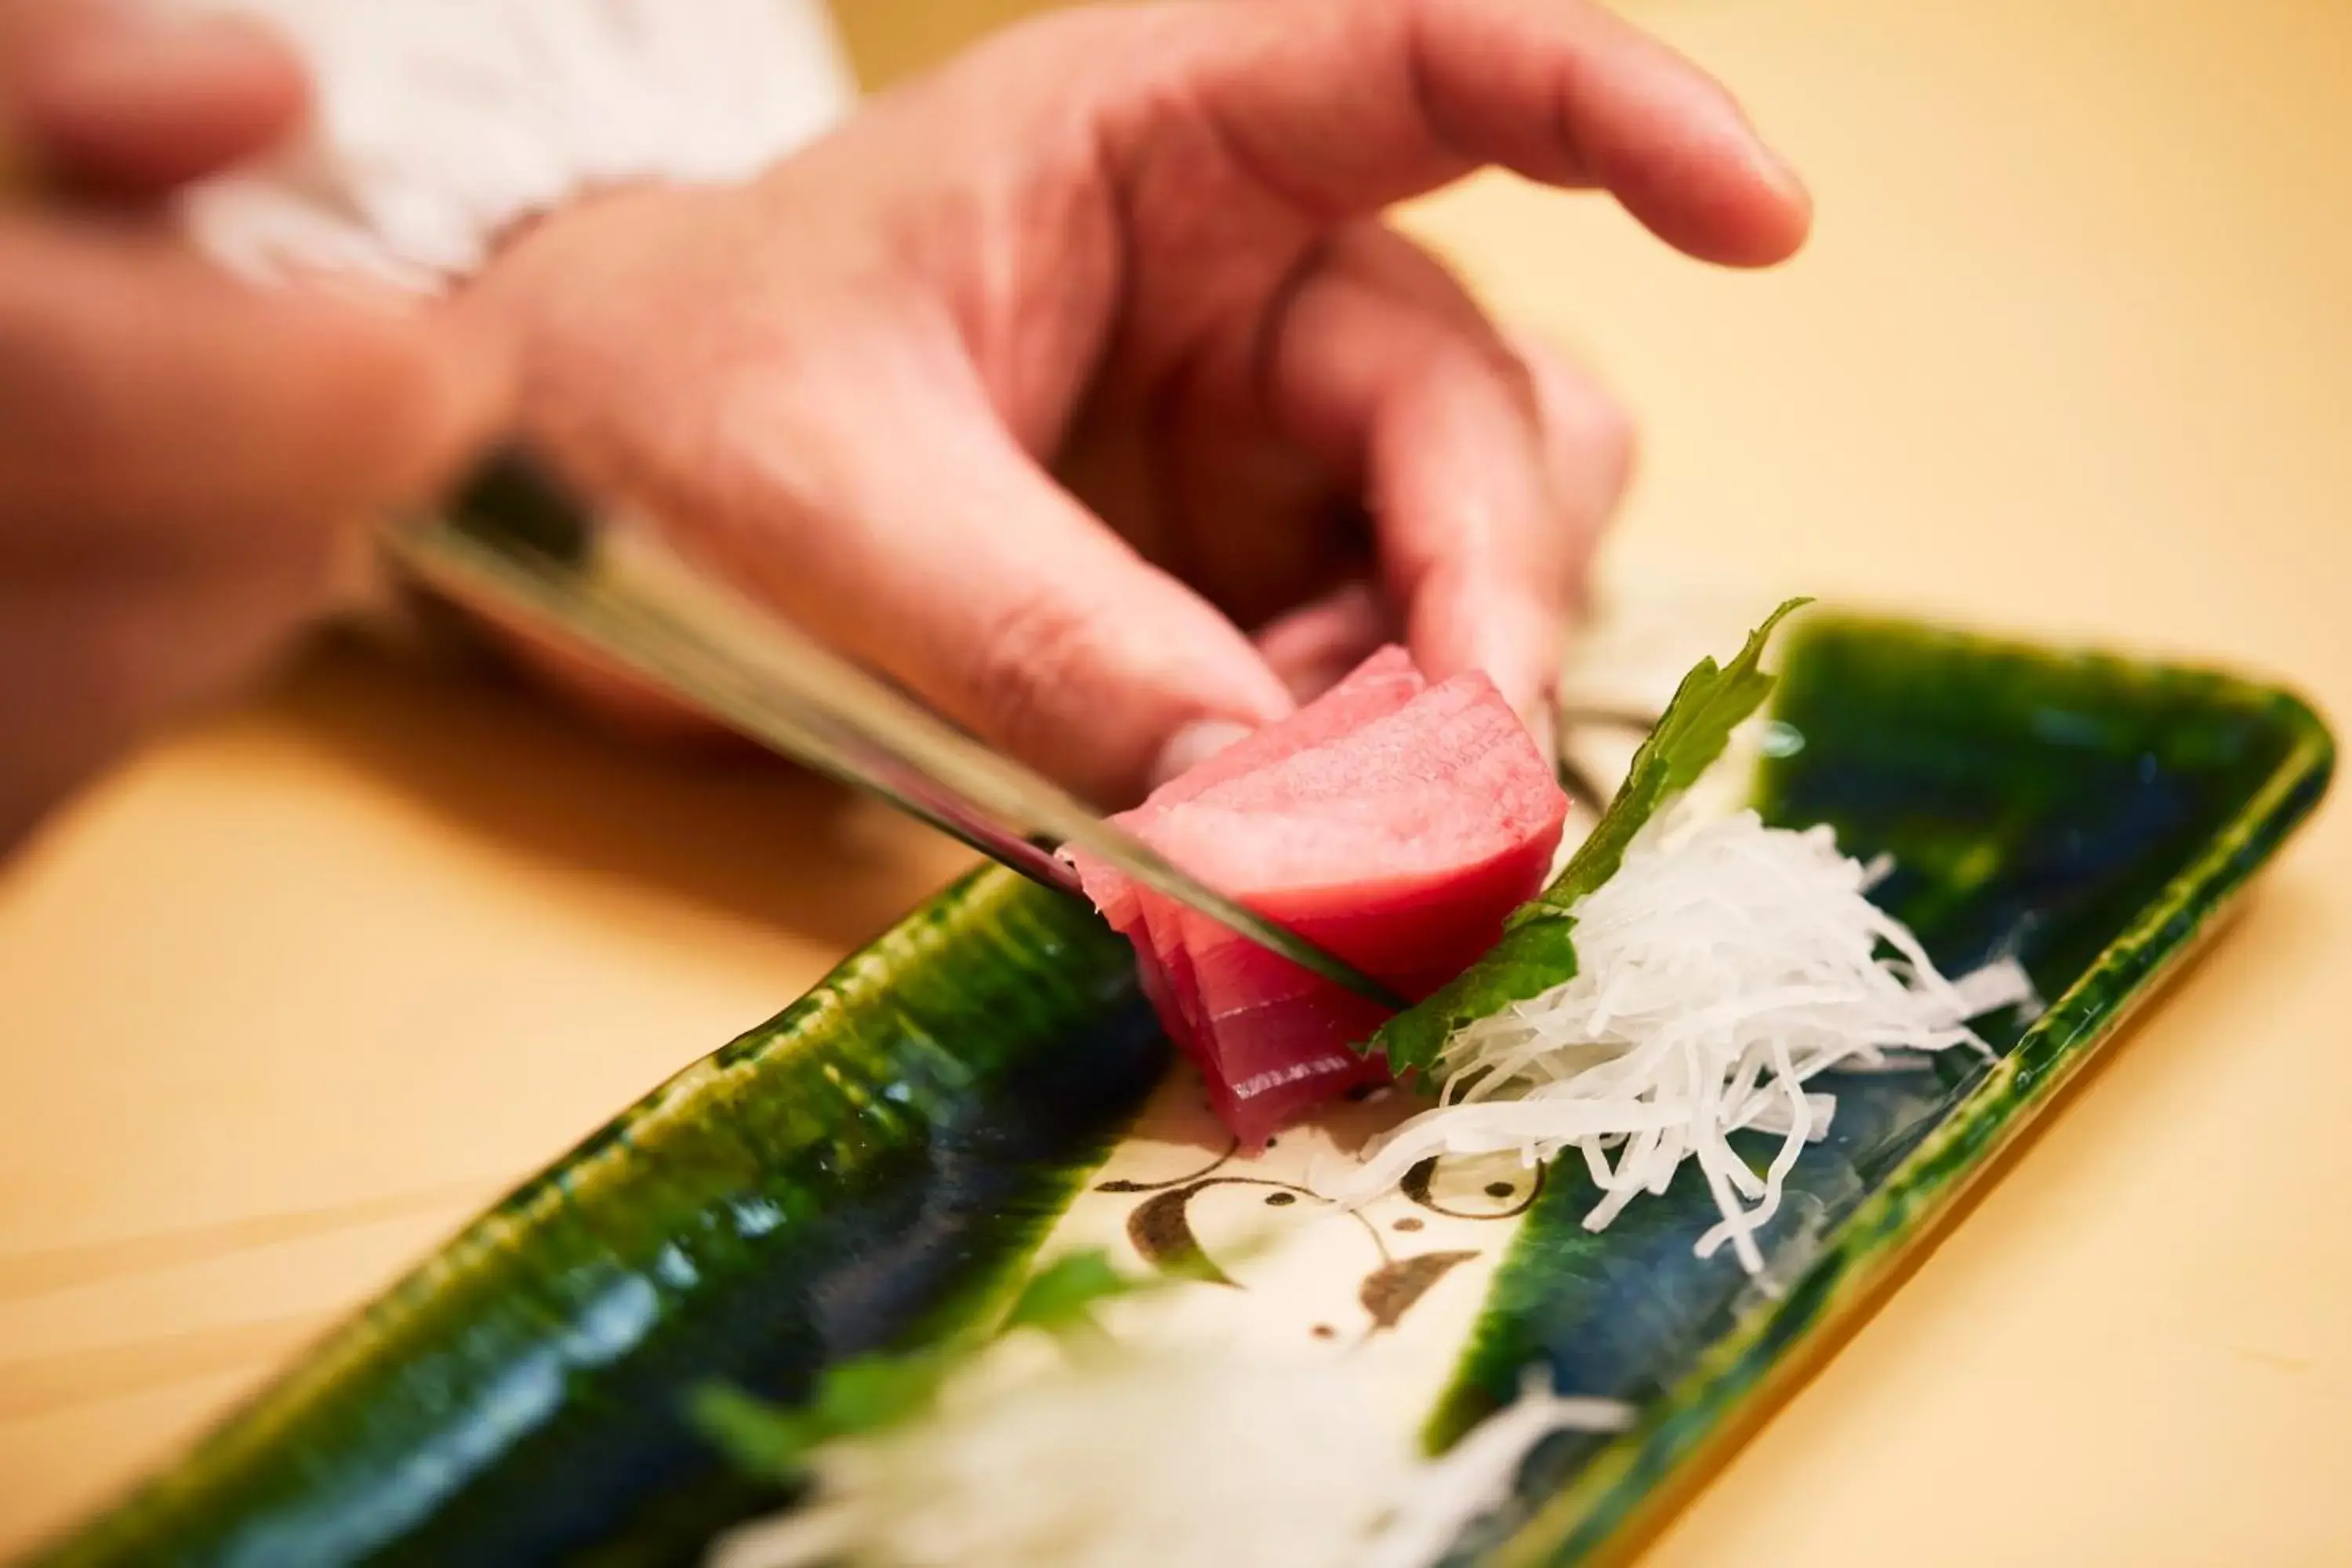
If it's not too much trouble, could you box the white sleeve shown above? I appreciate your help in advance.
[169,0,858,292]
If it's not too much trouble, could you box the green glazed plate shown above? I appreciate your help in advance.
[32,601,2334,1568]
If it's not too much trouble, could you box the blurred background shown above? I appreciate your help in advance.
[0,2,2345,1563]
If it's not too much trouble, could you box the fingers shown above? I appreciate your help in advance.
[636,350,1297,807]
[1189,0,1809,267]
[0,218,504,558]
[1259,225,1633,753]
[814,422,1295,805]
[0,217,506,847]
[1253,579,1396,702]
[0,1,308,197]
[1504,329,1636,623]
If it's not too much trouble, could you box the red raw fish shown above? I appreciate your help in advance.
[1069,648,1567,1147]
[1068,645,1425,1054]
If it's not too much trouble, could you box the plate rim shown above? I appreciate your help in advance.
[1484,611,2336,1566]
[39,610,2339,1567]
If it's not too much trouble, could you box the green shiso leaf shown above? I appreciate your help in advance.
[686,1347,964,1480]
[815,1348,960,1435]
[685,1382,826,1477]
[688,1247,1160,1479]
[1367,598,1811,1075]
[1002,1247,1142,1335]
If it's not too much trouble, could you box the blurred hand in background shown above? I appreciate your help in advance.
[469,0,1809,806]
[0,0,503,849]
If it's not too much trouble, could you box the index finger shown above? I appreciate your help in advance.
[1190,0,1810,267]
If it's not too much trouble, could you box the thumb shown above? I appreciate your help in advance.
[674,399,1296,808]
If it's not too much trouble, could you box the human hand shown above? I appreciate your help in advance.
[0,0,504,849]
[468,0,1809,806]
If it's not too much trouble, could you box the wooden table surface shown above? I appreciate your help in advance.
[3,2,2347,1561]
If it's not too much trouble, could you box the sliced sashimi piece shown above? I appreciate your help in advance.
[1066,645,1425,1063]
[1066,645,1424,934]
[1164,828,1558,1144]
[1139,673,1500,1084]
[1125,943,1186,1056]
[1132,890,1206,1054]
[1135,670,1569,1145]
[1165,956,1392,1139]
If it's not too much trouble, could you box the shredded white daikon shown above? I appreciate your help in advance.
[704,1345,1629,1568]
[1338,807,2037,1279]
[1356,1370,1632,1568]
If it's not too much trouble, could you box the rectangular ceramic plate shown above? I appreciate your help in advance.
[34,605,2334,1568]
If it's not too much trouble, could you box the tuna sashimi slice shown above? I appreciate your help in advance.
[1133,648,1428,1051]
[1138,671,1496,1071]
[1134,670,1568,1146]
[1065,646,1425,1059]
[1069,645,1424,930]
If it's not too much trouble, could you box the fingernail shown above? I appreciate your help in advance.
[1751,138,1812,216]
[1149,719,1256,790]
